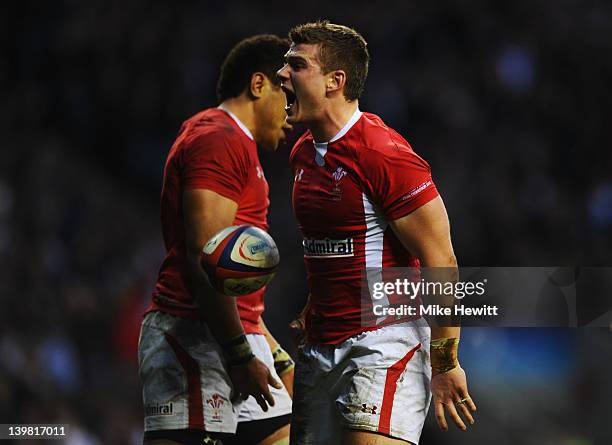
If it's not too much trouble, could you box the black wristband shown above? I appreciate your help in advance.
[221,334,255,366]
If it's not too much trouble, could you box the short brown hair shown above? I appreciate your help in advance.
[217,34,289,103]
[289,21,369,101]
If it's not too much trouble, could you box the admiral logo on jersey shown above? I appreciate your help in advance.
[303,237,354,258]
[145,402,174,416]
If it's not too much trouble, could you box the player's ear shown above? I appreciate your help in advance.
[326,70,346,95]
[249,72,266,98]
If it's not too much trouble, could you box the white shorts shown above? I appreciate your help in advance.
[138,311,292,433]
[291,320,431,445]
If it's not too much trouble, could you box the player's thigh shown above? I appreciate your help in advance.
[257,423,290,445]
[232,413,291,445]
[139,312,237,434]
[290,344,342,445]
[335,322,431,444]
[341,429,414,445]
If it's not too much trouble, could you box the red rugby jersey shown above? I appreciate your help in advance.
[291,110,439,344]
[147,107,269,334]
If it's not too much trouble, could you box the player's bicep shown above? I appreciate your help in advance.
[182,188,238,257]
[389,196,456,267]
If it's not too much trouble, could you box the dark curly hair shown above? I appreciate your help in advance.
[216,34,289,103]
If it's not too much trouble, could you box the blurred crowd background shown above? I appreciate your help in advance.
[1,1,611,444]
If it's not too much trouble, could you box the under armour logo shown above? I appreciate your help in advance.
[295,168,304,182]
[361,403,378,415]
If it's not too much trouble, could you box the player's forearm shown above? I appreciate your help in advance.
[421,253,460,341]
[198,289,245,342]
[428,304,461,342]
[389,199,460,341]
[182,188,243,342]
[420,255,461,373]
[423,269,461,374]
[430,326,460,341]
[186,255,244,342]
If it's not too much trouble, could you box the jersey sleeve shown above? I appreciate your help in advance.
[360,143,439,220]
[181,131,249,203]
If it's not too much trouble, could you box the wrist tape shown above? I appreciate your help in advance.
[272,346,295,376]
[221,334,255,366]
[430,337,459,374]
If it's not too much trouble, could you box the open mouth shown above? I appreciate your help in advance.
[281,85,296,114]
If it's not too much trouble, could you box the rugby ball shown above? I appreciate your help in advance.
[201,225,279,296]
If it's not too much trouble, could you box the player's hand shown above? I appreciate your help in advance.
[229,357,282,412]
[431,366,477,432]
[289,314,306,347]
